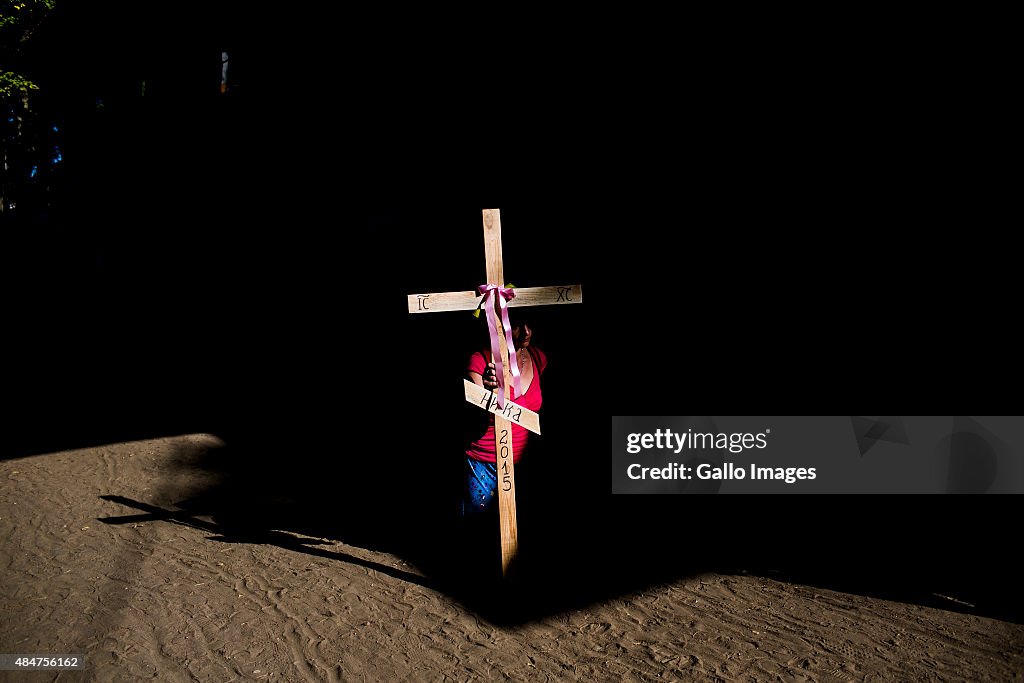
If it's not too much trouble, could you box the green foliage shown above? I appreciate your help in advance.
[1,0,56,103]
[1,0,56,32]
[0,70,39,99]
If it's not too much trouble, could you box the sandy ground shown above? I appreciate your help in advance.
[1,435,1022,682]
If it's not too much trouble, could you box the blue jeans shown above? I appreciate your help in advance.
[461,457,498,518]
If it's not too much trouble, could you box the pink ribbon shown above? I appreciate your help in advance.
[477,284,523,409]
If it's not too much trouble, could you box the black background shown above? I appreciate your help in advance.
[4,4,1020,621]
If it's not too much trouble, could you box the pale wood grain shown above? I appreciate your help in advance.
[483,209,519,577]
[407,284,582,313]
[463,380,541,435]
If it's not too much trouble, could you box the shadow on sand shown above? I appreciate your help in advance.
[94,435,1023,626]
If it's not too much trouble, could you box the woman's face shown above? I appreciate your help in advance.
[512,322,532,348]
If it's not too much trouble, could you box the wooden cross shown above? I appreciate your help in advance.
[407,209,582,576]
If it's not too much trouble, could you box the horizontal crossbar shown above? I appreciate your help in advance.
[408,284,582,314]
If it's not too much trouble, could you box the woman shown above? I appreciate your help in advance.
[462,314,547,518]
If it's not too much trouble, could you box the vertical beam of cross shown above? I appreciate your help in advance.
[481,209,518,575]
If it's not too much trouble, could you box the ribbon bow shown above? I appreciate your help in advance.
[476,283,523,409]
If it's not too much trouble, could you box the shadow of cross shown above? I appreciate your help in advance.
[97,495,438,590]
[406,209,583,577]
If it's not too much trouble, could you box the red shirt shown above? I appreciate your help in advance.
[465,346,546,464]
